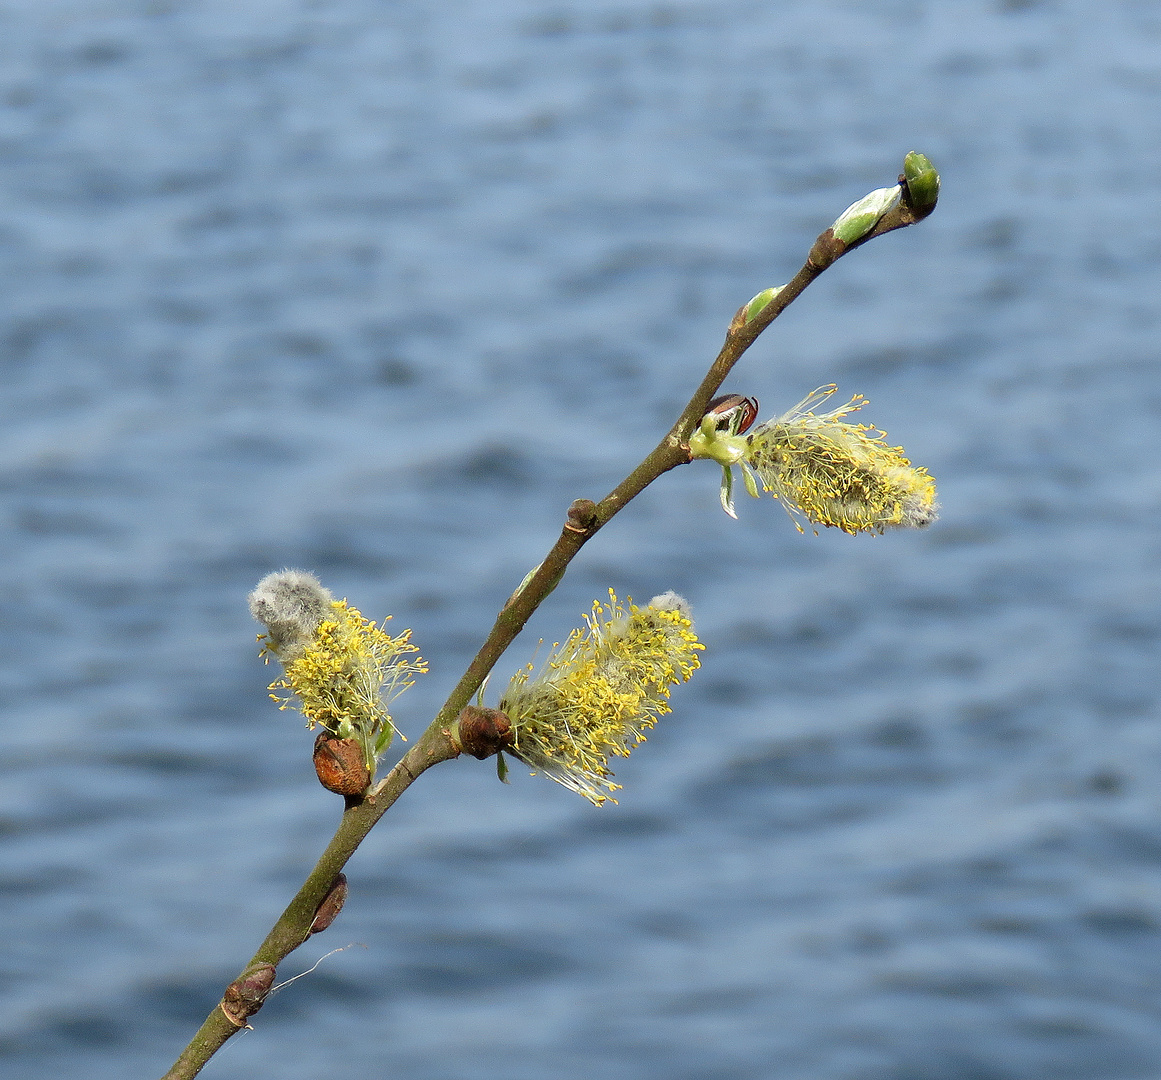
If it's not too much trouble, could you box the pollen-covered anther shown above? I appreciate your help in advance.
[252,578,428,788]
[499,590,703,805]
[743,385,939,535]
[220,963,277,1028]
[454,705,514,760]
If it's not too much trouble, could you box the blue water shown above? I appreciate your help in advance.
[2,1,1161,1077]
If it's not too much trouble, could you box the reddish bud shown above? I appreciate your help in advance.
[310,874,348,935]
[566,499,598,532]
[313,732,371,796]
[454,705,514,760]
[221,963,276,1027]
[705,394,759,434]
[809,229,847,269]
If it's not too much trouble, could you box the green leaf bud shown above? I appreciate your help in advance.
[902,151,940,213]
[745,286,783,323]
[830,185,902,244]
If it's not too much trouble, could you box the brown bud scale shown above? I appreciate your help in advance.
[310,873,348,935]
[566,499,598,533]
[455,705,514,760]
[705,394,759,434]
[313,732,371,796]
[808,230,847,270]
[221,963,276,1027]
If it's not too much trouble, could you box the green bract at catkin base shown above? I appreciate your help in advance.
[499,590,703,806]
[690,385,938,534]
[249,570,427,779]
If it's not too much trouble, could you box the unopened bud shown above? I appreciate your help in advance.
[221,963,276,1027]
[902,151,940,214]
[454,705,514,760]
[309,874,348,935]
[744,286,783,323]
[566,499,598,531]
[313,732,372,796]
[831,184,901,244]
[704,394,759,434]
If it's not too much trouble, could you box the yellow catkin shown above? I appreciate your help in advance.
[264,599,426,769]
[500,591,703,806]
[745,385,938,535]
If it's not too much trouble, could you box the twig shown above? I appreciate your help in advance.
[159,153,938,1079]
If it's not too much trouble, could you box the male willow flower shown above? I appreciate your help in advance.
[249,570,427,779]
[689,385,938,533]
[498,590,703,806]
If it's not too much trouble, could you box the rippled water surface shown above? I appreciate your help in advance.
[3,1,1161,1077]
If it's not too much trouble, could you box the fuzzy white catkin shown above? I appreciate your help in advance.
[646,591,693,624]
[249,570,333,655]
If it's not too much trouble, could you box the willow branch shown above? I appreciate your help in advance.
[159,153,938,1080]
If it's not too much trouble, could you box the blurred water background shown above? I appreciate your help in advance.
[1,1,1160,1077]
